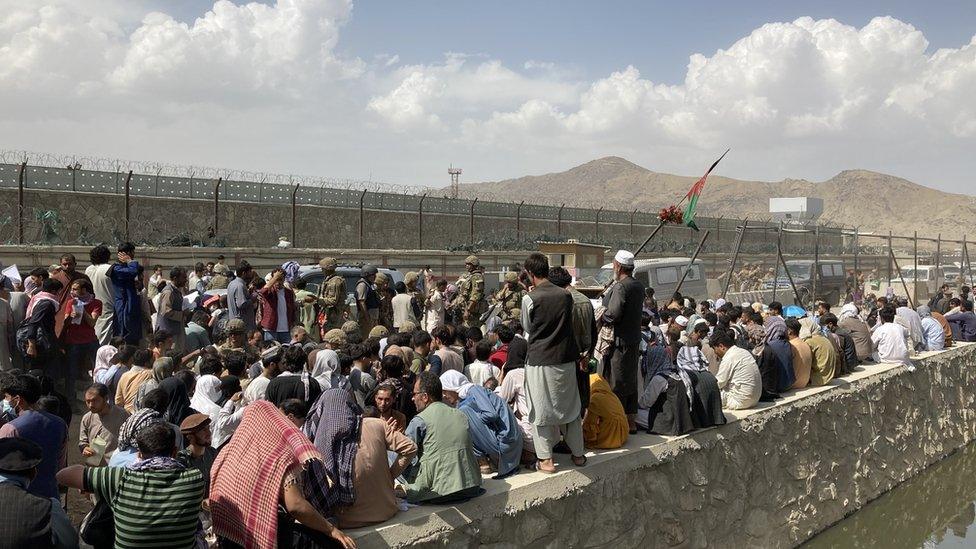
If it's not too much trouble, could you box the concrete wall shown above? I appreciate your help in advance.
[351,344,976,548]
[0,187,841,254]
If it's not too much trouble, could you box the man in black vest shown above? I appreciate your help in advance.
[602,250,645,433]
[522,253,586,474]
[0,437,77,549]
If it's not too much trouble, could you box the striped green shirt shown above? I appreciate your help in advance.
[84,465,205,549]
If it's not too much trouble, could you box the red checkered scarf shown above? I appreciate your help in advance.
[210,400,322,549]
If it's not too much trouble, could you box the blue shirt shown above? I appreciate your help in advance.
[920,316,945,351]
[0,410,67,499]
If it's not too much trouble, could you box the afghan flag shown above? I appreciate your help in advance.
[683,148,729,231]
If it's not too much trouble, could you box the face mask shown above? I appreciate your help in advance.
[1,398,17,419]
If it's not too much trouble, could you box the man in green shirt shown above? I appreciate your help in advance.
[57,422,205,549]
[402,372,483,504]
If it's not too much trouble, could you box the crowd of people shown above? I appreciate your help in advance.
[0,243,969,548]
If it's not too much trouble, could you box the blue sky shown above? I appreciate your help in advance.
[338,1,976,82]
[158,0,976,84]
[4,1,976,194]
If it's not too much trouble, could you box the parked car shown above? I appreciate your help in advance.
[579,257,707,301]
[764,259,846,306]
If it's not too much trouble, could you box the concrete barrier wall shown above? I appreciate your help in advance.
[0,187,845,253]
[352,344,976,548]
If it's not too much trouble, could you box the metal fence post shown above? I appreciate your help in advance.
[17,161,26,245]
[722,219,747,299]
[913,230,918,305]
[595,207,602,240]
[469,198,478,245]
[516,201,524,241]
[772,221,783,303]
[557,204,565,237]
[418,193,427,248]
[887,231,893,287]
[813,224,820,300]
[359,189,367,249]
[213,177,222,240]
[291,183,300,248]
[123,170,133,241]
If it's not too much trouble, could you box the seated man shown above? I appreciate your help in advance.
[583,373,628,449]
[917,305,945,351]
[439,371,523,478]
[709,329,762,410]
[403,372,483,503]
[871,306,912,367]
[820,313,859,375]
[804,323,839,386]
[785,318,813,389]
[945,299,976,342]
[58,422,206,549]
[838,303,873,361]
[374,384,407,432]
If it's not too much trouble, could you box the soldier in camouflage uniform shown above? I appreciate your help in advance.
[404,271,425,320]
[451,255,487,329]
[492,271,526,323]
[375,272,395,331]
[315,257,348,333]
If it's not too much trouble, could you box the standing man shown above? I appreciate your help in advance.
[493,272,526,324]
[86,245,116,345]
[79,383,129,465]
[226,260,256,331]
[375,273,395,331]
[404,271,425,321]
[520,253,585,473]
[424,279,448,333]
[316,258,348,332]
[356,265,380,337]
[452,255,487,329]
[110,242,143,346]
[601,250,645,433]
[549,267,597,416]
[0,375,67,500]
[157,267,189,353]
[258,268,295,344]
[50,253,90,332]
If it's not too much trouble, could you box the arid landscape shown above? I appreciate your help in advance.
[467,156,975,237]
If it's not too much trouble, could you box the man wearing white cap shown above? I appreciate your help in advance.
[601,250,645,433]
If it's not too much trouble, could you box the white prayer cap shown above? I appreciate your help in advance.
[614,250,635,266]
[714,298,727,309]
[675,315,689,327]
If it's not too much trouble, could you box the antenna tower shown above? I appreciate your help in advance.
[448,164,462,199]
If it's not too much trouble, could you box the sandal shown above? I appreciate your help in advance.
[572,455,587,467]
[531,460,558,474]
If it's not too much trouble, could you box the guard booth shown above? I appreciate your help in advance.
[538,240,610,281]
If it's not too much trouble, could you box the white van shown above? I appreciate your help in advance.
[893,265,944,300]
[592,257,707,300]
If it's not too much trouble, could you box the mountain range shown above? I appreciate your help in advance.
[464,157,975,239]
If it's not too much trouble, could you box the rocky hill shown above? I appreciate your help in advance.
[462,157,975,238]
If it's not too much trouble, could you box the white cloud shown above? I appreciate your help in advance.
[0,4,973,192]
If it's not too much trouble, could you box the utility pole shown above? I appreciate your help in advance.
[448,165,462,199]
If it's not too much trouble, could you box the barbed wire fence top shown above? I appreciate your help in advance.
[0,147,811,228]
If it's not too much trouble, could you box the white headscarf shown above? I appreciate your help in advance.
[839,303,858,320]
[190,374,222,417]
[439,370,474,400]
[309,349,342,390]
